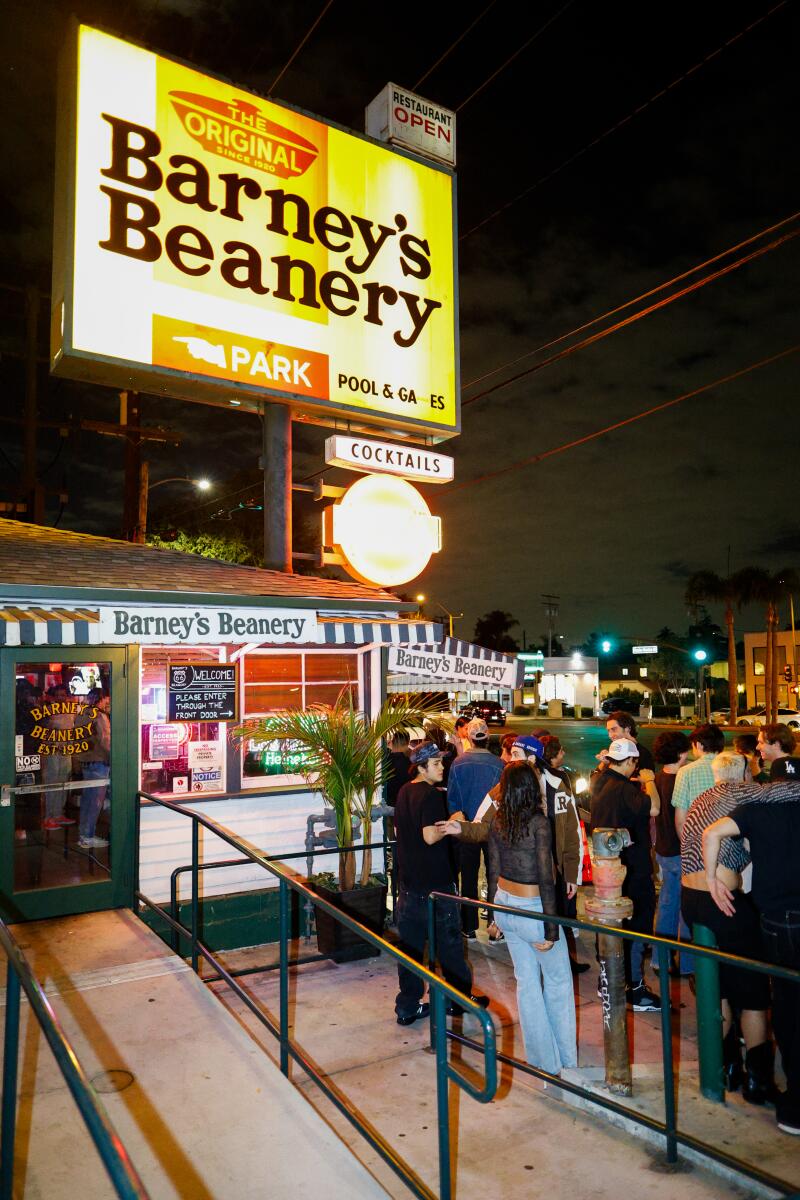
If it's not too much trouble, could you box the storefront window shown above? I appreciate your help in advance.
[140,648,226,797]
[14,661,112,891]
[242,650,359,785]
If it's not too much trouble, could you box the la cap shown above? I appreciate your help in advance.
[410,741,444,766]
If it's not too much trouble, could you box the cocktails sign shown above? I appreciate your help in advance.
[51,26,458,441]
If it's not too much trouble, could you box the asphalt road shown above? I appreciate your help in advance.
[495,716,743,777]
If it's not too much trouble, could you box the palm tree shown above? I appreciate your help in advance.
[685,571,752,723]
[234,692,437,890]
[473,610,520,651]
[730,568,800,721]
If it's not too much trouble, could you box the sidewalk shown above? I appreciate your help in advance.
[0,911,389,1198]
[209,923,798,1200]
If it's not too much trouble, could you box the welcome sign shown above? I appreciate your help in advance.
[51,25,458,440]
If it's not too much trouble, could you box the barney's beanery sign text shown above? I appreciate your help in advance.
[52,26,458,438]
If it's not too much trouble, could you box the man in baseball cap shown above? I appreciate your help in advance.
[393,741,487,1026]
[590,734,662,1012]
[511,734,546,762]
[447,714,504,937]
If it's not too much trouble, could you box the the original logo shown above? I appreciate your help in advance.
[169,93,319,179]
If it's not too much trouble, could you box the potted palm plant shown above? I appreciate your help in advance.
[235,692,437,961]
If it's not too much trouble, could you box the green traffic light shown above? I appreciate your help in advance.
[693,648,708,662]
[601,639,612,653]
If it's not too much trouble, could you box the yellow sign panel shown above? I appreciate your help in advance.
[51,26,459,441]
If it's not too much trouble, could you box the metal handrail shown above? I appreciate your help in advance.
[426,890,800,1197]
[134,791,497,1200]
[0,920,150,1200]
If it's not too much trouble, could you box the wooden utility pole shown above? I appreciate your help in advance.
[23,286,44,524]
[261,401,292,572]
[120,391,143,542]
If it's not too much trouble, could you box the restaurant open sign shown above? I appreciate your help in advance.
[51,25,458,441]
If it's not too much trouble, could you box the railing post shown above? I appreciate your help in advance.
[427,895,437,1051]
[279,878,290,1077]
[169,870,180,955]
[1,966,21,1200]
[656,941,678,1162]
[693,923,724,1102]
[133,790,141,915]
[432,984,452,1200]
[190,820,200,975]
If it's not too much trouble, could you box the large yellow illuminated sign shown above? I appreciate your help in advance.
[51,25,459,441]
[325,475,441,587]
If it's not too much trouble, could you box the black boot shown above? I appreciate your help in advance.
[743,1042,778,1106]
[723,1027,744,1093]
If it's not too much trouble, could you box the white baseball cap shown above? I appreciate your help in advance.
[602,738,640,762]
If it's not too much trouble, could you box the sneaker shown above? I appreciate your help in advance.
[90,836,109,847]
[627,982,662,1012]
[56,815,76,826]
[777,1102,800,1135]
[78,837,93,849]
[42,818,62,830]
[447,993,490,1016]
[488,931,505,944]
[397,1002,430,1026]
[464,931,477,940]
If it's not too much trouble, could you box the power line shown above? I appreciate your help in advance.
[412,0,498,90]
[459,0,789,241]
[265,0,335,95]
[462,211,800,393]
[461,225,800,408]
[444,343,800,495]
[456,0,576,112]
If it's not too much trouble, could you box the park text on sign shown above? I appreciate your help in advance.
[51,26,458,441]
[387,645,517,688]
[168,663,238,721]
[366,84,456,168]
[324,434,453,483]
[97,606,319,644]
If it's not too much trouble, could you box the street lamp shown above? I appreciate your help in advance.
[135,470,213,543]
[415,593,463,638]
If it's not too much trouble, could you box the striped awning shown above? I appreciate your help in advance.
[405,636,525,688]
[0,606,442,649]
[318,619,443,646]
[0,607,101,646]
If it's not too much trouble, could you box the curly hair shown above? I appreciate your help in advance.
[495,761,543,845]
[652,729,690,765]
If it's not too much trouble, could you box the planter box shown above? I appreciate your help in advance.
[312,881,388,963]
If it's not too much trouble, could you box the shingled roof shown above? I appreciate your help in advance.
[0,519,402,606]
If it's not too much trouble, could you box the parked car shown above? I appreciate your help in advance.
[599,695,641,716]
[459,700,508,726]
[710,709,731,725]
[736,706,800,729]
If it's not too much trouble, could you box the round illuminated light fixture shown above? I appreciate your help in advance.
[330,474,441,587]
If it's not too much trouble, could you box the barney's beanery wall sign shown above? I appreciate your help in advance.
[51,25,458,441]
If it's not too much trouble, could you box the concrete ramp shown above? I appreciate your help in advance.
[1,910,388,1199]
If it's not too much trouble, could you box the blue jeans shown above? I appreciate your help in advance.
[80,763,109,840]
[494,888,577,1074]
[655,854,694,974]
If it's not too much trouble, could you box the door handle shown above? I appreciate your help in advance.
[1,784,11,807]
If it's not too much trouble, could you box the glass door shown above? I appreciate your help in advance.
[1,647,129,921]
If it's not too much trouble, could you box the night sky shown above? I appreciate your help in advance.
[1,0,797,645]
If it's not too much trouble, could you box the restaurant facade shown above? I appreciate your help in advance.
[0,518,517,944]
